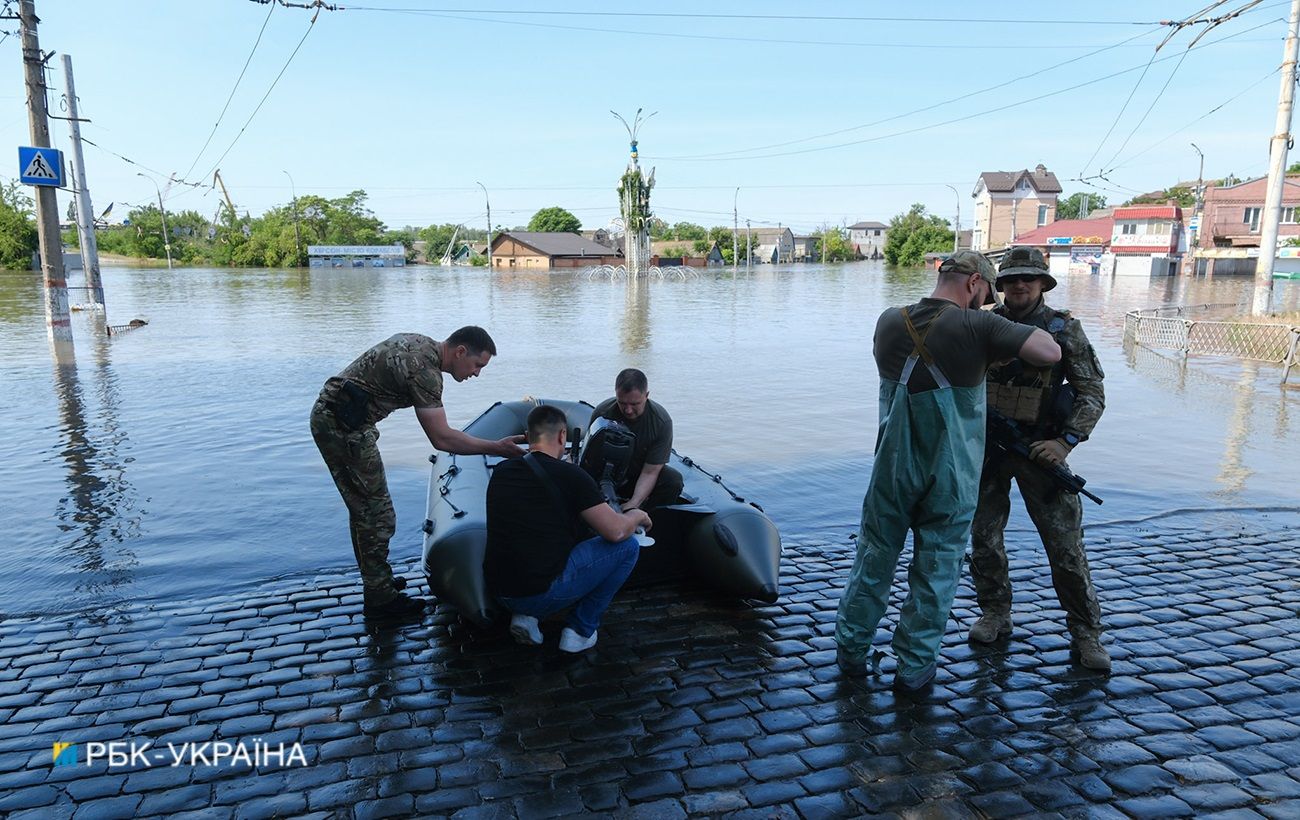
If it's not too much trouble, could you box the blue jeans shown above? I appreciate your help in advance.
[500,535,639,637]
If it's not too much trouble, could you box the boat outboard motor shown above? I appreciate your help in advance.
[579,417,636,505]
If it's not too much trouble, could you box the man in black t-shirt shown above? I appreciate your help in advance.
[589,368,683,511]
[485,404,653,653]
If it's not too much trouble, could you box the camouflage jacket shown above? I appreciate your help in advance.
[988,299,1105,441]
[320,333,444,426]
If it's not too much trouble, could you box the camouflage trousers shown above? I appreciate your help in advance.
[970,452,1103,638]
[310,398,399,602]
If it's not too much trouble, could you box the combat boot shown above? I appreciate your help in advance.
[969,612,1012,644]
[1070,634,1111,672]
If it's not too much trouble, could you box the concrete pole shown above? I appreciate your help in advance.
[945,184,960,253]
[477,181,492,270]
[20,0,73,360]
[746,219,752,272]
[1253,0,1300,315]
[283,170,301,266]
[1187,143,1205,275]
[61,54,103,313]
[732,187,739,269]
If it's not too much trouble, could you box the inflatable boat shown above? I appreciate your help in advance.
[421,398,782,627]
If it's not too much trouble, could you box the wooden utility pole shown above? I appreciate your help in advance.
[19,0,73,360]
[1253,0,1300,315]
[61,54,103,314]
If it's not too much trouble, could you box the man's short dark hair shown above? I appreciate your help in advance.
[446,325,497,356]
[614,368,648,394]
[526,404,568,444]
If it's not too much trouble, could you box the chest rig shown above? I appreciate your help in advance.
[986,309,1069,427]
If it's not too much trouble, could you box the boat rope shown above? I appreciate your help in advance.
[675,450,764,511]
[436,455,466,518]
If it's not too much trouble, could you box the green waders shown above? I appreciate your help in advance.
[836,305,988,678]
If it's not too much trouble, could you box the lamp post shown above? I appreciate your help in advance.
[1188,143,1205,275]
[137,173,173,270]
[733,187,739,268]
[944,184,961,253]
[283,170,302,266]
[476,181,492,270]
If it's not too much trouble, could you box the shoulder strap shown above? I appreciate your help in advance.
[523,452,569,519]
[898,305,953,389]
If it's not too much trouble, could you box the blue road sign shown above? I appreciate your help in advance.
[18,146,64,187]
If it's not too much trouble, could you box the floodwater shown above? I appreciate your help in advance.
[1,262,1297,617]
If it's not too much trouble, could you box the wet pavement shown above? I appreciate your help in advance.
[0,509,1298,819]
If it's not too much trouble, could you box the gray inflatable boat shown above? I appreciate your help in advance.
[421,398,782,627]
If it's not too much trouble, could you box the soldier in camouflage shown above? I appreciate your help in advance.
[310,326,524,618]
[968,247,1111,671]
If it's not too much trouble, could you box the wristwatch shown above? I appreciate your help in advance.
[1060,432,1081,447]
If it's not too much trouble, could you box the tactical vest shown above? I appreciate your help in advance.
[986,306,1071,429]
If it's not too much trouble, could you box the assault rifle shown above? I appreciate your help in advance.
[986,409,1103,505]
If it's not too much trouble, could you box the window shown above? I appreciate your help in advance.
[874,229,881,237]
[1244,207,1262,231]
[1153,222,1170,235]
[1037,205,1049,227]
[1121,223,1137,235]
[1283,207,1298,224]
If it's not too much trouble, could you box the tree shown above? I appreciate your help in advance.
[670,221,707,240]
[812,225,856,262]
[1288,161,1300,174]
[419,223,460,262]
[0,181,37,269]
[1056,192,1107,220]
[527,206,581,233]
[1124,185,1194,209]
[883,204,954,267]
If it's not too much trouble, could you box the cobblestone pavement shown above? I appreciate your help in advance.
[1,510,1298,819]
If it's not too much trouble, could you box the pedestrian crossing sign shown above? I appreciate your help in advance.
[18,146,64,187]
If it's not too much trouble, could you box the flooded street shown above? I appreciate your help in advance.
[1,262,1297,616]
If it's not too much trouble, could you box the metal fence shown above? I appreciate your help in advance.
[1123,303,1300,384]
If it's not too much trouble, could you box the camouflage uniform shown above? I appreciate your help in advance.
[310,334,444,603]
[970,298,1107,640]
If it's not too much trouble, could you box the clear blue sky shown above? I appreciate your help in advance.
[3,1,1288,234]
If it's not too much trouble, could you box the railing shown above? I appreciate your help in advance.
[1123,303,1300,384]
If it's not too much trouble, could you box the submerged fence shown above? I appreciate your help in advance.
[1123,303,1300,384]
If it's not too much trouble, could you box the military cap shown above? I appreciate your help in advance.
[996,246,1058,291]
[939,250,1001,307]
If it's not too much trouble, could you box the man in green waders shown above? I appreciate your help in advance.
[836,251,1062,692]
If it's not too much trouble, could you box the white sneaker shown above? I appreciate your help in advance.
[509,614,542,646]
[558,627,597,653]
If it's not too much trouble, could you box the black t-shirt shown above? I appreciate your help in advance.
[590,397,674,469]
[484,453,606,598]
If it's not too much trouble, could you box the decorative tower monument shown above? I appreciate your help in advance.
[613,109,656,277]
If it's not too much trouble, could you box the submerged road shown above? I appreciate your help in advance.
[0,509,1297,818]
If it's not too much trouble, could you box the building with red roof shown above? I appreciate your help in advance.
[1006,215,1113,278]
[1110,204,1184,277]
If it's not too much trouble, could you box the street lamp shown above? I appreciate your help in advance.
[137,172,173,270]
[733,186,740,268]
[476,181,492,270]
[944,184,961,253]
[283,170,302,266]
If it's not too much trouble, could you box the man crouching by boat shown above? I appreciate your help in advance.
[484,404,652,653]
[589,368,684,512]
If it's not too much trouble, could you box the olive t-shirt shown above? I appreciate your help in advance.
[590,398,673,467]
[874,298,1036,393]
[320,333,444,424]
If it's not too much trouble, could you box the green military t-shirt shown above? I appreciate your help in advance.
[590,397,673,467]
[321,333,444,424]
[874,298,1035,393]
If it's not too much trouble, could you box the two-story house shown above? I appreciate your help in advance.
[847,221,888,259]
[1197,175,1300,275]
[971,165,1062,252]
[1110,205,1183,277]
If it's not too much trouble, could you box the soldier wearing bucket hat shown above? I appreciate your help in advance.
[835,249,1061,693]
[968,246,1111,671]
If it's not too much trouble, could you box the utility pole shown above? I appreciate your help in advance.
[1187,143,1205,276]
[1254,0,1300,315]
[477,181,492,269]
[283,170,302,266]
[733,187,739,269]
[61,54,103,314]
[19,0,73,360]
[1081,193,1091,219]
[945,184,961,253]
[138,173,173,270]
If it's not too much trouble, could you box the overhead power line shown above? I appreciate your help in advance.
[179,0,276,182]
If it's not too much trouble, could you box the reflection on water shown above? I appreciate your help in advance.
[1,262,1298,615]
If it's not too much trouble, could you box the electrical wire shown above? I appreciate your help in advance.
[1100,45,1197,172]
[179,0,275,182]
